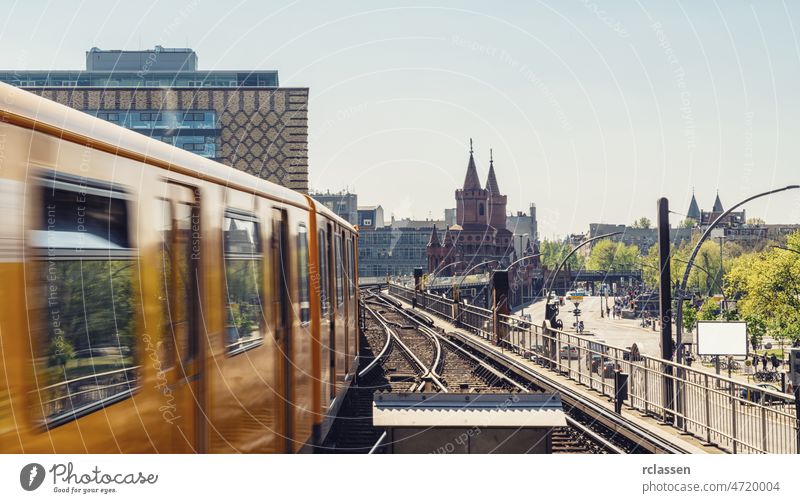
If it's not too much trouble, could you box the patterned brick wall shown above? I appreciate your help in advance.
[29,87,309,192]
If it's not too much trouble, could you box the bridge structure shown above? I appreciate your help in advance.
[547,269,643,295]
[386,281,800,454]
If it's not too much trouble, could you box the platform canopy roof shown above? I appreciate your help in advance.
[373,392,566,428]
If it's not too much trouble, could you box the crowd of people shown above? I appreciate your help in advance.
[608,287,645,319]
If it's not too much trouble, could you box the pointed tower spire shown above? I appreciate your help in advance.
[713,191,724,213]
[427,225,441,247]
[462,138,482,190]
[687,188,701,221]
[443,226,454,247]
[525,237,535,255]
[485,148,500,195]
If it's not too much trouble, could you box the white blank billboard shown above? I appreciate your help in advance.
[696,321,748,356]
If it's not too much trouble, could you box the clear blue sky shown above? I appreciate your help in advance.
[2,0,799,236]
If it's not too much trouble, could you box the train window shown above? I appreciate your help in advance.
[156,198,176,369]
[297,224,310,325]
[317,230,329,317]
[34,176,138,427]
[223,211,264,355]
[347,237,356,299]
[335,234,344,310]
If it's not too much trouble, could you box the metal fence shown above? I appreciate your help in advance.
[387,282,799,454]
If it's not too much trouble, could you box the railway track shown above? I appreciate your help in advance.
[383,289,698,454]
[322,291,619,454]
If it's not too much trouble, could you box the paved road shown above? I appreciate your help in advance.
[515,295,664,355]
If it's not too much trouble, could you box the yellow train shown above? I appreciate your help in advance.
[0,82,359,453]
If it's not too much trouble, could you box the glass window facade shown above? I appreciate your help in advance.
[357,227,432,277]
[0,70,278,88]
[85,109,218,159]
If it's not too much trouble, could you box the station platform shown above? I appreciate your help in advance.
[389,294,725,454]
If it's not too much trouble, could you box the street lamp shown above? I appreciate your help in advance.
[427,260,464,287]
[773,245,800,255]
[543,232,623,305]
[516,233,529,258]
[674,185,800,364]
[455,260,499,288]
[450,259,498,302]
[673,257,729,311]
[460,254,543,309]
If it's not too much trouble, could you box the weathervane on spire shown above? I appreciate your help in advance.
[490,148,493,165]
[469,138,473,155]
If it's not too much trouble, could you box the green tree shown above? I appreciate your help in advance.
[746,217,766,226]
[698,297,720,320]
[540,238,585,270]
[725,231,800,345]
[682,301,698,333]
[586,239,640,272]
[48,337,75,374]
[743,314,767,350]
[632,217,652,229]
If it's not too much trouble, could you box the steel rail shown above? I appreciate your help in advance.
[358,301,395,378]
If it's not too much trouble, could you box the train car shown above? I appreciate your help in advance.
[0,82,358,453]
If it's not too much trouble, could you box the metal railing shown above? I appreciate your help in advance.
[387,282,798,454]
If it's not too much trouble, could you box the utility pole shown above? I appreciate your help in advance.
[657,198,675,421]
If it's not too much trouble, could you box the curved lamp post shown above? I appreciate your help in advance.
[543,232,623,305]
[459,254,542,307]
[674,185,800,364]
[673,257,728,310]
[773,245,800,256]
[454,260,499,289]
[426,260,464,288]
[501,253,542,273]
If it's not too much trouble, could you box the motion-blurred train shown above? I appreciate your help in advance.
[0,82,359,453]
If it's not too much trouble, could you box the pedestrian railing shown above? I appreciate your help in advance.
[387,281,798,454]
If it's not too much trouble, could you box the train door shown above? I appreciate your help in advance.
[320,225,335,403]
[346,235,357,371]
[325,224,337,401]
[342,231,350,376]
[334,231,346,390]
[158,182,203,453]
[271,208,292,453]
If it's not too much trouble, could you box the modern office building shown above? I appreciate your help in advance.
[507,204,538,256]
[358,218,444,278]
[357,206,384,230]
[444,208,457,227]
[310,190,358,224]
[0,46,309,191]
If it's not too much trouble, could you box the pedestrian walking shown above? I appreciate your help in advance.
[761,355,768,371]
[751,353,758,369]
[606,306,611,318]
[770,353,779,371]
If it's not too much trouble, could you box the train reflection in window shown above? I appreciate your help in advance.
[34,177,137,426]
[317,230,329,317]
[335,234,344,312]
[223,212,264,355]
[297,224,310,325]
[156,198,176,369]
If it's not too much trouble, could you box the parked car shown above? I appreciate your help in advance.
[741,384,788,405]
[560,345,579,360]
[588,354,603,373]
[602,359,621,378]
[529,345,548,365]
[585,340,607,369]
